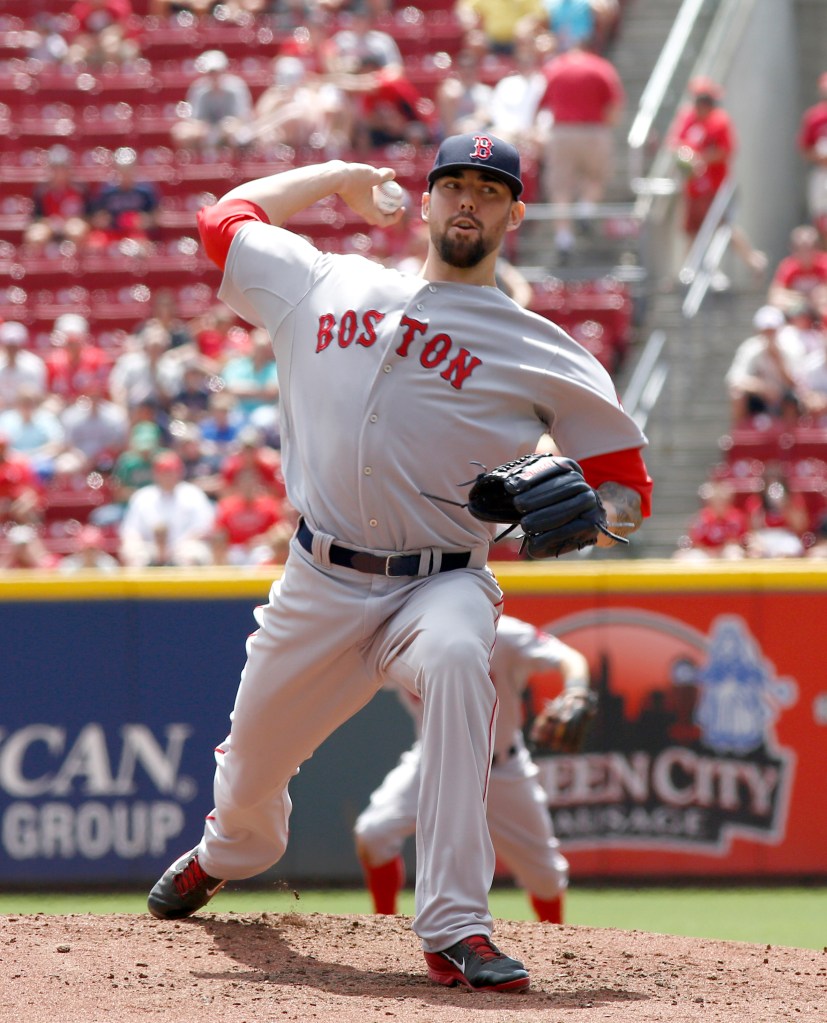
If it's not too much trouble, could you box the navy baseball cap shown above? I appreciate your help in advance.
[427,133,523,198]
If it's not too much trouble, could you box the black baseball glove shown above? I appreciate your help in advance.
[529,688,598,754]
[466,453,628,559]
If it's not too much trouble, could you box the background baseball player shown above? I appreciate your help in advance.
[147,132,652,993]
[355,613,593,924]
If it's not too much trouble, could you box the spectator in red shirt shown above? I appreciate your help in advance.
[219,425,286,500]
[212,470,286,566]
[768,224,827,315]
[0,433,43,526]
[670,77,766,278]
[24,145,92,254]
[798,71,827,242]
[674,479,748,561]
[341,55,436,151]
[44,314,113,413]
[536,43,624,263]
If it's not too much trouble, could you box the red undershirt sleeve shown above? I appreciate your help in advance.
[197,199,271,270]
[579,447,653,518]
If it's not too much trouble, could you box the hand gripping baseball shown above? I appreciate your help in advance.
[466,454,629,559]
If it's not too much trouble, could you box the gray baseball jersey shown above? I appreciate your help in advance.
[219,224,646,552]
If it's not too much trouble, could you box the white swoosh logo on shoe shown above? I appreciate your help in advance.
[206,881,226,898]
[442,954,466,974]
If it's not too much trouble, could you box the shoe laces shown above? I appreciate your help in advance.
[463,935,503,962]
[174,856,208,896]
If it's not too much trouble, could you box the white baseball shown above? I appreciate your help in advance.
[373,180,405,214]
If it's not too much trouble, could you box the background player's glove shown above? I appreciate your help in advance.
[466,454,628,559]
[529,689,598,754]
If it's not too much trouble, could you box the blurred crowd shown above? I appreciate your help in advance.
[1,0,637,571]
[12,1,827,568]
[674,71,827,562]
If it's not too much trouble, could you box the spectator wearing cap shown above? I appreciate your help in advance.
[119,450,216,568]
[24,145,92,254]
[0,432,44,526]
[798,72,827,243]
[171,50,253,153]
[725,305,805,426]
[0,322,47,413]
[669,77,767,278]
[44,313,114,413]
[0,523,59,570]
[0,385,66,479]
[535,39,624,263]
[58,524,120,573]
[105,420,167,515]
[767,224,827,316]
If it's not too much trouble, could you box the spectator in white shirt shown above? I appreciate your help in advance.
[119,450,216,567]
[0,322,47,413]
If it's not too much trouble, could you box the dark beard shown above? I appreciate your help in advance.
[436,230,488,268]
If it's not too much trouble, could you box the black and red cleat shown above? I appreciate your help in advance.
[147,847,226,920]
[424,934,530,992]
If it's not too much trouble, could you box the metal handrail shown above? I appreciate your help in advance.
[622,329,668,431]
[627,0,711,169]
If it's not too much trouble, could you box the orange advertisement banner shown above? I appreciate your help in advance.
[496,561,827,878]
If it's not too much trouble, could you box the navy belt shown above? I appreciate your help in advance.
[297,520,471,577]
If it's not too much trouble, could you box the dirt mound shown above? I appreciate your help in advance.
[1,911,824,1022]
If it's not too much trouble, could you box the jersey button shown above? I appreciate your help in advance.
[363,466,372,475]
[428,285,437,293]
[416,304,424,311]
[383,365,392,373]
[369,414,378,423]
[369,518,378,527]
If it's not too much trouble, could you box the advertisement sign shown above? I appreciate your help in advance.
[502,562,827,878]
[0,563,825,884]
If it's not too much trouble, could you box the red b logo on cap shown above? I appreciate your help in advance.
[470,135,493,160]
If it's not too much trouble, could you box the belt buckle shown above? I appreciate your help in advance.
[384,553,408,577]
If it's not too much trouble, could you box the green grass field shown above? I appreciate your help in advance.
[1,886,823,950]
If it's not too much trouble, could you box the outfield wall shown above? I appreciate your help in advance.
[0,561,824,886]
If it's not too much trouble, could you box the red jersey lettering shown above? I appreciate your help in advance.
[317,313,336,352]
[441,348,482,389]
[420,333,451,368]
[357,309,384,347]
[396,316,427,357]
[338,309,358,348]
